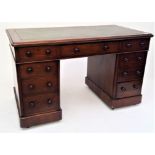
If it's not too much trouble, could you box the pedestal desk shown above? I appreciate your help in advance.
[6,25,153,128]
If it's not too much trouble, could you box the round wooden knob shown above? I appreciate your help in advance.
[133,84,139,89]
[124,57,129,62]
[25,51,32,57]
[28,84,35,89]
[47,82,53,88]
[137,56,142,61]
[136,70,141,76]
[47,98,53,105]
[121,87,126,92]
[126,43,132,48]
[45,66,52,72]
[74,47,80,53]
[103,45,109,50]
[27,67,33,73]
[140,42,145,47]
[29,101,36,108]
[45,49,52,55]
[123,71,128,76]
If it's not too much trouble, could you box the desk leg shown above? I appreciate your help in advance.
[85,54,143,109]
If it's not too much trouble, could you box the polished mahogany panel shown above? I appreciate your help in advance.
[22,76,58,96]
[121,39,150,52]
[23,93,60,116]
[60,43,104,58]
[118,51,147,69]
[18,61,58,79]
[116,81,142,98]
[60,41,120,58]
[117,67,145,82]
[16,46,60,63]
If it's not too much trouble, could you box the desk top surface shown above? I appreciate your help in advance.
[6,25,153,47]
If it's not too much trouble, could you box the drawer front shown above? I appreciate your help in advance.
[122,39,150,52]
[116,81,142,98]
[16,46,60,63]
[117,68,144,82]
[102,41,120,53]
[22,76,59,96]
[60,42,120,58]
[18,61,59,79]
[118,51,147,69]
[60,43,103,58]
[23,93,60,116]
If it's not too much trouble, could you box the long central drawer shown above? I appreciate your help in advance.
[60,42,120,58]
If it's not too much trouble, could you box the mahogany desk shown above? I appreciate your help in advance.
[6,25,153,128]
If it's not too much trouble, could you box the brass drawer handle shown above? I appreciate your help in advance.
[74,47,80,53]
[47,82,53,88]
[45,49,52,55]
[29,101,36,108]
[126,43,132,48]
[121,87,126,92]
[27,67,33,73]
[45,66,52,72]
[28,84,35,89]
[25,51,32,57]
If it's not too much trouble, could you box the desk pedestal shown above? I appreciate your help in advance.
[86,53,146,109]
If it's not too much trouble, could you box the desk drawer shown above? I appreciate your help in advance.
[16,46,60,63]
[122,39,150,52]
[60,43,103,58]
[118,51,147,69]
[60,42,120,58]
[102,41,120,53]
[22,76,58,96]
[116,81,142,98]
[23,93,60,116]
[117,68,144,82]
[18,61,59,79]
